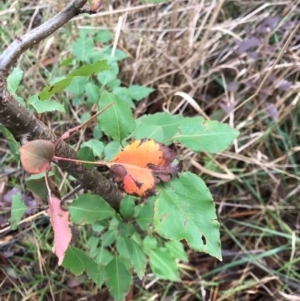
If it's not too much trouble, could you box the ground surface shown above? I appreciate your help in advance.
[0,1,300,300]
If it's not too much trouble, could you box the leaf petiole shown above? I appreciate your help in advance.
[53,156,107,166]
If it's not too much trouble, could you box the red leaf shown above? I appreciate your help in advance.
[19,140,55,174]
[107,139,181,197]
[48,194,72,265]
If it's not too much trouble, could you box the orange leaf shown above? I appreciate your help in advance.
[107,139,181,197]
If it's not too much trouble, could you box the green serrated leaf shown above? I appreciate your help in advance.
[62,246,91,275]
[165,241,188,262]
[128,85,154,101]
[143,236,157,254]
[104,141,121,161]
[39,78,72,101]
[110,48,128,61]
[154,172,222,260]
[92,221,106,233]
[97,61,118,85]
[95,247,114,265]
[72,98,83,108]
[0,125,19,159]
[28,95,65,113]
[26,174,48,200]
[90,46,110,62]
[95,30,113,43]
[62,246,104,287]
[116,236,133,260]
[149,247,180,281]
[109,216,120,230]
[91,267,104,288]
[101,230,116,247]
[80,111,90,123]
[172,117,239,153]
[98,91,135,141]
[39,61,108,101]
[107,79,121,90]
[9,193,27,230]
[87,236,99,254]
[7,67,25,106]
[120,196,135,218]
[104,258,132,301]
[77,146,95,169]
[69,194,115,225]
[79,28,95,38]
[113,87,135,108]
[80,139,104,158]
[137,113,184,145]
[60,57,73,66]
[131,232,143,245]
[7,67,23,92]
[86,82,101,106]
[134,124,164,142]
[134,197,155,231]
[93,126,103,140]
[66,77,89,97]
[68,60,109,77]
[119,223,135,237]
[131,240,147,279]
[72,36,94,63]
[13,94,26,107]
[93,47,128,63]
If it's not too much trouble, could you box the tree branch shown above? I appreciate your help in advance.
[0,0,86,74]
[0,0,123,209]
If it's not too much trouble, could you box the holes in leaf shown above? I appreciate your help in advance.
[201,235,206,246]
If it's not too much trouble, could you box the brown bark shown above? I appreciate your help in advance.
[0,0,123,209]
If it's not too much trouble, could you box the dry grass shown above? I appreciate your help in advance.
[1,0,300,300]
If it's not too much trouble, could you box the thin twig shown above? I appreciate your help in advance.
[60,184,83,209]
[0,0,87,74]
